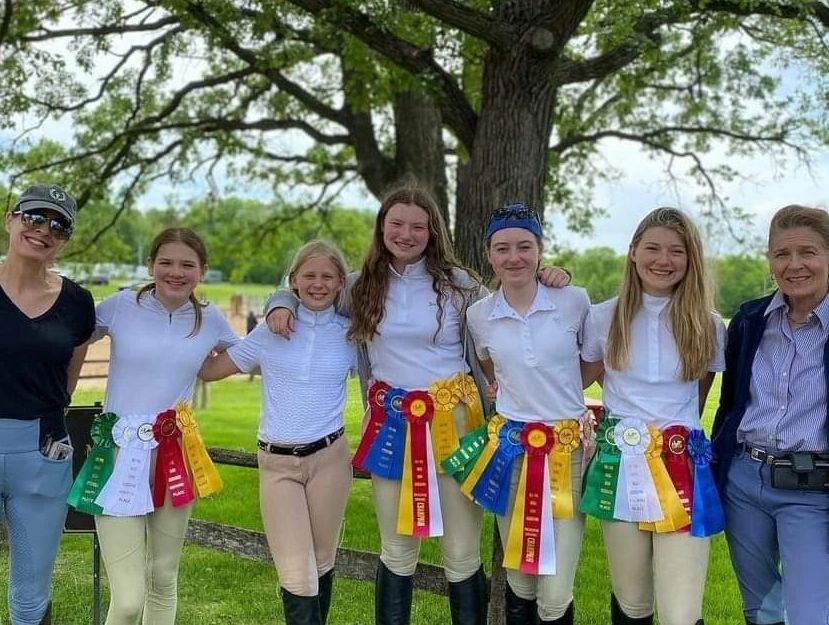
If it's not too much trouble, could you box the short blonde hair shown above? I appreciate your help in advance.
[288,239,348,302]
[769,204,829,250]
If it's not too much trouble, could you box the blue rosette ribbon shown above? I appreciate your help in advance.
[687,429,725,537]
[363,387,408,480]
[470,420,525,515]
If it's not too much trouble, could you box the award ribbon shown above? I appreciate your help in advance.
[352,381,390,471]
[428,379,460,468]
[661,425,694,523]
[453,373,485,432]
[363,387,407,480]
[441,423,488,483]
[613,418,663,522]
[549,420,580,519]
[579,417,621,519]
[504,423,556,575]
[638,425,691,533]
[470,419,524,515]
[397,391,443,537]
[152,410,195,508]
[176,403,223,499]
[95,415,158,516]
[460,415,506,500]
[687,429,725,537]
[67,412,119,515]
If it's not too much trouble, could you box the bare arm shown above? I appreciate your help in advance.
[67,343,90,394]
[199,351,242,382]
[580,358,604,389]
[699,371,716,415]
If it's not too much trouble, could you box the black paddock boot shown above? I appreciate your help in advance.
[540,601,574,624]
[280,587,321,625]
[611,594,653,625]
[38,602,52,625]
[505,583,539,625]
[375,561,414,625]
[318,569,334,625]
[448,566,489,625]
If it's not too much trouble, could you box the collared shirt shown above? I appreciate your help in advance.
[367,258,470,389]
[466,284,601,423]
[229,305,356,444]
[593,294,726,429]
[98,290,239,417]
[738,290,829,452]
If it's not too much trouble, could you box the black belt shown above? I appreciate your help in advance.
[742,443,829,465]
[258,427,344,457]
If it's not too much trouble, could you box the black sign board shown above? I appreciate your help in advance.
[64,404,102,532]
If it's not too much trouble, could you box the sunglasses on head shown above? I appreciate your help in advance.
[489,204,541,224]
[12,209,74,240]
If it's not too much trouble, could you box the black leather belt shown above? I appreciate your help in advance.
[743,443,829,465]
[258,427,344,457]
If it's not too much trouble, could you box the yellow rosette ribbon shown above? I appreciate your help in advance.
[175,403,224,498]
[549,420,580,519]
[452,373,484,432]
[639,425,690,533]
[460,415,505,499]
[428,379,461,469]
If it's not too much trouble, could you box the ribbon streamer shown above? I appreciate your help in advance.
[152,410,195,508]
[95,415,158,516]
[638,425,691,533]
[353,381,390,471]
[549,420,580,519]
[453,373,485,432]
[428,379,460,468]
[470,420,524,515]
[687,429,725,537]
[176,403,223,499]
[67,412,119,515]
[613,418,663,522]
[580,417,621,520]
[441,423,488,482]
[460,416,506,500]
[363,387,408,480]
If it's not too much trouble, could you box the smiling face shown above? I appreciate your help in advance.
[630,226,688,297]
[382,202,430,272]
[4,209,69,263]
[148,241,205,309]
[769,226,829,307]
[290,254,344,312]
[487,227,541,289]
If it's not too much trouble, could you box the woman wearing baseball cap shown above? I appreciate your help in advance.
[0,184,95,624]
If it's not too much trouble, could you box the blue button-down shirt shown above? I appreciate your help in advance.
[738,290,829,452]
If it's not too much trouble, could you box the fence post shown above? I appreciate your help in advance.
[488,528,506,624]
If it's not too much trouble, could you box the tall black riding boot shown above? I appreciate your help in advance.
[540,602,574,624]
[281,587,322,625]
[610,594,653,624]
[38,602,52,625]
[448,566,489,625]
[375,561,413,625]
[318,569,334,625]
[505,583,539,625]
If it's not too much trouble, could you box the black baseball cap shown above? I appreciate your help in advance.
[14,184,78,225]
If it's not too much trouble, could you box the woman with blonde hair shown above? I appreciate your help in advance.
[714,205,829,625]
[201,239,355,625]
[585,207,726,625]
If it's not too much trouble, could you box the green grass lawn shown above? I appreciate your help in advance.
[85,281,275,307]
[0,378,743,624]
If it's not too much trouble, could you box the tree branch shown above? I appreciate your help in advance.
[404,0,519,48]
[22,15,178,42]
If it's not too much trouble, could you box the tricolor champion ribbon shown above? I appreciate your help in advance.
[363,387,407,480]
[397,391,443,537]
[549,420,580,519]
[647,424,694,534]
[428,379,461,469]
[580,417,621,520]
[687,429,725,537]
[504,423,556,575]
[469,419,524,515]
[352,381,390,471]
[441,423,488,482]
[152,410,195,508]
[460,416,506,500]
[638,425,691,533]
[176,403,223,499]
[67,412,119,515]
[613,418,663,522]
[95,415,159,516]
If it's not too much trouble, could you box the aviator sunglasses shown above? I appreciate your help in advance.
[12,209,74,240]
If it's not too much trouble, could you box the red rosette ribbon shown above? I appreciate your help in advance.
[152,409,195,508]
[661,425,693,523]
[352,381,391,470]
[518,423,555,574]
[399,391,440,537]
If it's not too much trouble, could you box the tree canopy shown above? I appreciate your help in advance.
[1,0,828,273]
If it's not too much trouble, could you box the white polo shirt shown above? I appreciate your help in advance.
[98,290,239,416]
[466,284,601,423]
[367,258,470,389]
[228,305,356,444]
[592,294,726,428]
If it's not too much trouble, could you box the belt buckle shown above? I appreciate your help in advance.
[292,444,308,457]
[749,447,764,463]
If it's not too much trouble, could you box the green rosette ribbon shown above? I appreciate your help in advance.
[66,412,119,515]
[441,423,488,483]
[579,417,622,520]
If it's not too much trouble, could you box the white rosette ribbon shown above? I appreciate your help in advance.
[95,414,160,516]
[612,418,663,522]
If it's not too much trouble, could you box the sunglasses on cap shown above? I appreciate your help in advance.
[12,209,74,240]
[489,203,541,224]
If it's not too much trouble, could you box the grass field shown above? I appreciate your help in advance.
[84,281,276,307]
[0,378,743,624]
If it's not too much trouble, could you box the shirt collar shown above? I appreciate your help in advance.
[143,290,194,316]
[642,292,670,315]
[297,303,336,325]
[389,257,428,279]
[489,283,556,320]
[764,289,829,329]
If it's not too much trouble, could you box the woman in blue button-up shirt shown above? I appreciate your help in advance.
[713,204,829,625]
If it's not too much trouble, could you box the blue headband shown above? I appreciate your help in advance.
[485,203,542,240]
